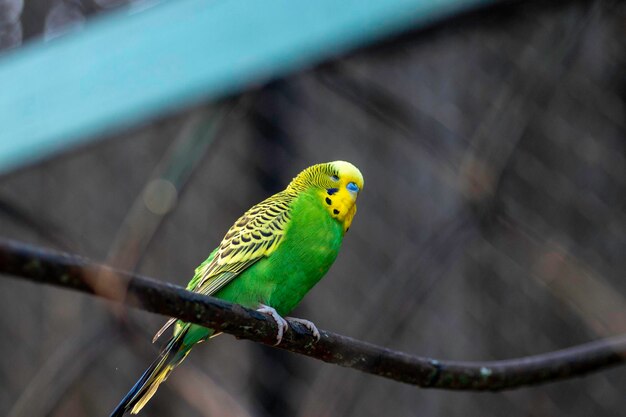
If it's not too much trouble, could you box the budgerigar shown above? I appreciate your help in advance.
[110,161,364,416]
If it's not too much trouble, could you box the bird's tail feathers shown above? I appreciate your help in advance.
[110,325,191,417]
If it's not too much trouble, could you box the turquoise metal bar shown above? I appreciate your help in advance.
[0,0,489,174]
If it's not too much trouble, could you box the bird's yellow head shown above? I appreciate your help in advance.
[287,161,364,232]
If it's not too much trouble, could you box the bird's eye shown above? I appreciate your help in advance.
[347,182,359,192]
[330,175,339,182]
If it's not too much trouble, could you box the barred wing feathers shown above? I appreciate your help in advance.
[153,192,294,342]
[192,192,293,295]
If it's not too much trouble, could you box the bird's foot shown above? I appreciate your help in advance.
[287,317,321,342]
[257,304,289,346]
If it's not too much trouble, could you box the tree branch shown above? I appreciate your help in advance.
[0,237,624,391]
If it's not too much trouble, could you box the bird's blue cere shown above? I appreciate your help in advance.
[347,182,359,193]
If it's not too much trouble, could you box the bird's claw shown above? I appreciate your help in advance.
[287,317,321,342]
[257,304,289,345]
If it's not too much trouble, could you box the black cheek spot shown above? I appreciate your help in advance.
[325,197,332,205]
[333,209,340,215]
[327,188,338,195]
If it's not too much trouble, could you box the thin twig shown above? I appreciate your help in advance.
[0,238,625,391]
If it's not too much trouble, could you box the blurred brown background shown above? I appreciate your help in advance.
[0,0,625,416]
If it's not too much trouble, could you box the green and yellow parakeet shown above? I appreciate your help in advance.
[110,161,363,416]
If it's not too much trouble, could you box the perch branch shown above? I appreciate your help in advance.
[0,238,625,391]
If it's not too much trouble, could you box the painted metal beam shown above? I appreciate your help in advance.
[0,0,490,174]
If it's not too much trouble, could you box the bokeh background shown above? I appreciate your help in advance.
[1,0,625,416]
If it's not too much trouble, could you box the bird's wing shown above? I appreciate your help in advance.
[153,193,293,343]
[191,192,293,295]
